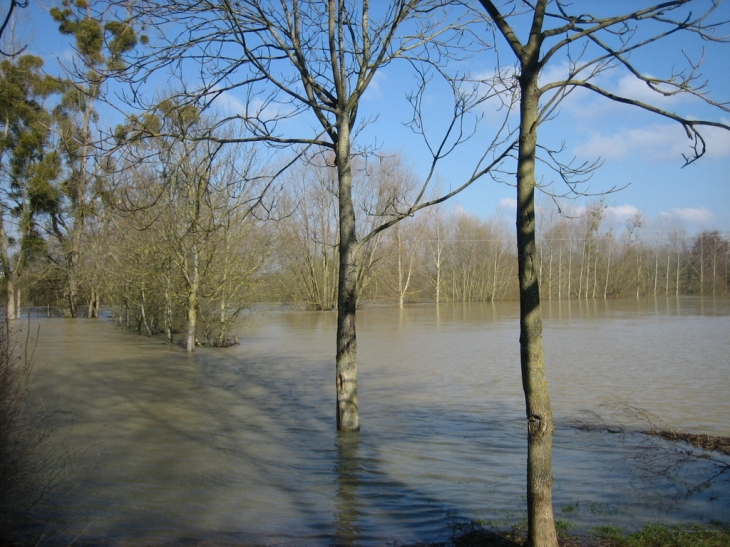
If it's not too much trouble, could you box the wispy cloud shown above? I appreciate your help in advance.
[212,89,298,123]
[661,207,716,224]
[614,74,683,108]
[212,89,247,115]
[573,123,697,161]
[605,204,641,221]
[362,71,385,101]
[573,120,730,162]
[699,121,730,158]
[498,197,517,212]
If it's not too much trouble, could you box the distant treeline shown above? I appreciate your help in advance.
[22,188,729,341]
[269,197,729,309]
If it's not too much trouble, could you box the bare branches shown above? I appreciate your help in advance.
[571,402,730,499]
[477,0,730,189]
[0,0,28,57]
[568,80,730,165]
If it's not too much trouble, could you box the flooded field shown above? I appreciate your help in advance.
[15,297,730,545]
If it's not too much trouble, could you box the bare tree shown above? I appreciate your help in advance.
[474,1,730,545]
[118,0,513,431]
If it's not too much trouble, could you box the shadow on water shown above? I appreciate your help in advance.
[29,326,511,546]
[334,432,361,546]
[19,301,730,546]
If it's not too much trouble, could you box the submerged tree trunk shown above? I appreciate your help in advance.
[65,247,79,318]
[87,287,99,319]
[515,45,558,547]
[335,121,360,432]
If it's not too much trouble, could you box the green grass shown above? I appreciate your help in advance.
[450,521,730,547]
[611,523,730,547]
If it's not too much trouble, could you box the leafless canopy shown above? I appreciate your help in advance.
[477,0,730,198]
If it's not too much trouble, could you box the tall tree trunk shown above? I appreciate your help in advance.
[186,244,200,353]
[335,121,360,432]
[87,287,99,318]
[165,266,174,344]
[140,286,152,337]
[65,245,79,318]
[6,278,17,321]
[516,54,559,547]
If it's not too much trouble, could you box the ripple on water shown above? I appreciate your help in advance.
[21,298,730,546]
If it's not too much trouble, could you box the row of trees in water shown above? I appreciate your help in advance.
[276,184,730,308]
[18,138,730,333]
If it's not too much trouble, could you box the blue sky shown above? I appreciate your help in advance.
[18,1,730,235]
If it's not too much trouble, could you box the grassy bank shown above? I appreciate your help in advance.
[451,522,730,547]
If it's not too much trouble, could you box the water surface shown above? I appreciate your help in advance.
[21,297,730,545]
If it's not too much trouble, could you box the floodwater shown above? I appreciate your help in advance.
[17,297,730,545]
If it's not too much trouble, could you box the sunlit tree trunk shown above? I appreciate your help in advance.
[515,52,558,547]
[336,119,359,432]
[186,242,200,353]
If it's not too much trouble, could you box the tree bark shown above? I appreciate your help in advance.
[186,243,200,353]
[335,118,360,432]
[65,245,79,318]
[5,278,17,321]
[516,35,559,547]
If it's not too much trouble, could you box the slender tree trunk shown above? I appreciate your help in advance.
[335,120,360,432]
[0,214,18,322]
[434,219,443,303]
[6,278,17,321]
[547,245,553,300]
[578,245,585,299]
[699,238,704,295]
[87,287,99,318]
[140,286,152,337]
[567,246,572,299]
[397,228,405,309]
[186,243,200,353]
[592,254,598,299]
[65,245,79,318]
[676,250,681,296]
[712,239,717,296]
[165,264,174,344]
[516,53,558,547]
[604,250,611,299]
[558,246,562,300]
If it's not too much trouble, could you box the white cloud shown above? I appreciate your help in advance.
[700,122,730,158]
[212,89,298,123]
[212,89,247,115]
[537,64,711,134]
[362,71,385,101]
[662,207,716,224]
[605,204,641,221]
[573,123,694,161]
[498,198,517,212]
[471,68,519,124]
[573,120,730,162]
[614,74,682,107]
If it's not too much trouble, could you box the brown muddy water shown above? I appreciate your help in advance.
[13,297,730,545]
